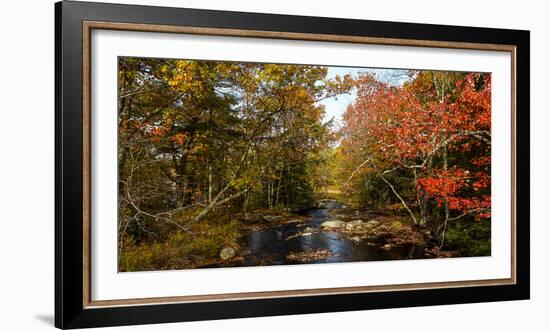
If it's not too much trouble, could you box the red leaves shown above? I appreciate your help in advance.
[344,73,491,166]
[417,168,491,221]
[450,73,492,131]
[150,127,165,136]
[418,169,467,198]
[147,127,168,143]
[342,72,491,221]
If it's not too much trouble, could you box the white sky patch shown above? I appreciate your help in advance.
[319,67,409,128]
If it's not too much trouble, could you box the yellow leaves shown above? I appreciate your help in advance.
[190,143,204,153]
[296,88,308,98]
[164,60,197,90]
[170,133,188,145]
[167,79,179,87]
[167,70,191,87]
[230,178,247,190]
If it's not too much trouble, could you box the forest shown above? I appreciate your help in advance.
[117,57,491,271]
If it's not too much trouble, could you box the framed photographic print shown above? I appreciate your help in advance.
[55,0,530,328]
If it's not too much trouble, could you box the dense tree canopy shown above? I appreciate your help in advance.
[117,58,352,266]
[340,71,491,245]
[117,58,491,271]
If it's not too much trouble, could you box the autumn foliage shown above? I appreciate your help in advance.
[117,58,353,270]
[118,57,492,270]
[341,71,491,233]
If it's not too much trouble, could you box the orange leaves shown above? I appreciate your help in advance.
[341,71,492,221]
[343,73,433,164]
[170,133,188,145]
[147,127,167,142]
[343,72,491,165]
[150,128,165,136]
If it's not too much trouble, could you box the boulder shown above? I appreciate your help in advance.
[345,220,366,231]
[262,215,285,222]
[303,227,316,234]
[350,236,362,243]
[390,221,404,230]
[382,243,394,250]
[220,247,236,260]
[244,213,262,222]
[320,220,346,230]
[365,220,380,228]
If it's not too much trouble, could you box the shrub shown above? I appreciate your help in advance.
[445,219,491,256]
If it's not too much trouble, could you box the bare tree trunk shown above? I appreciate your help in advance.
[181,179,187,206]
[272,182,274,208]
[440,144,450,247]
[193,187,247,223]
[243,191,249,214]
[193,139,254,223]
[379,173,418,225]
[288,171,293,207]
[208,164,212,204]
[412,168,427,226]
[266,181,271,209]
[275,167,283,207]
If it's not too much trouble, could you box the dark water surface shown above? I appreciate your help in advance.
[217,201,425,267]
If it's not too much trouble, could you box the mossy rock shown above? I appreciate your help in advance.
[390,221,404,230]
[320,220,346,230]
[220,247,236,260]
[345,220,366,231]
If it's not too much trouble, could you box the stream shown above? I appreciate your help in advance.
[221,201,425,267]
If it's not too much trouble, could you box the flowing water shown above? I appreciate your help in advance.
[219,201,425,267]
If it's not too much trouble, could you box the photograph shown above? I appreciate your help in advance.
[49,1,531,328]
[117,57,492,272]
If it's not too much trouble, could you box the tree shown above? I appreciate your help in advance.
[340,71,491,243]
[117,58,353,253]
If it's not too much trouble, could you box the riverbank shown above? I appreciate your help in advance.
[120,200,464,271]
[206,200,444,268]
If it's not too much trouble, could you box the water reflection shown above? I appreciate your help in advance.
[224,201,425,267]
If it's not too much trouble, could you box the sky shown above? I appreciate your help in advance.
[319,67,409,128]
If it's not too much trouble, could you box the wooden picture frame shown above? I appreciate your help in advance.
[55,1,530,328]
